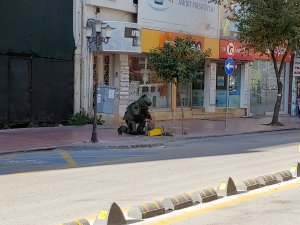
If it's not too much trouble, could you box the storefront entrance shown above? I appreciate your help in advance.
[250,61,285,116]
[216,63,241,107]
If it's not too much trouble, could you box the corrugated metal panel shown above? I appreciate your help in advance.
[0,0,74,60]
[0,55,9,124]
[31,58,74,122]
[8,57,31,123]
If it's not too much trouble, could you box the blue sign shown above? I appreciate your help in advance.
[225,57,234,75]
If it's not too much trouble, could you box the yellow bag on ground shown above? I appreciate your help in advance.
[147,127,164,136]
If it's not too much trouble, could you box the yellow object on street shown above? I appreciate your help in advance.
[147,127,164,136]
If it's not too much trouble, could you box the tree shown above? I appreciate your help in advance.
[212,0,300,125]
[147,37,210,134]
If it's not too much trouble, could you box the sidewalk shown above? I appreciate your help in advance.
[1,115,300,154]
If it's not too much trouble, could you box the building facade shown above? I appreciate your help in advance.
[0,0,291,128]
[75,0,291,125]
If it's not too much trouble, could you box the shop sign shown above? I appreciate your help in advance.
[219,39,254,60]
[141,28,219,57]
[158,31,205,51]
[293,58,300,77]
[138,0,219,38]
[101,21,141,53]
[253,48,291,62]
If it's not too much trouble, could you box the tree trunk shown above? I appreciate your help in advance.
[270,49,288,126]
[270,81,283,125]
[176,82,185,135]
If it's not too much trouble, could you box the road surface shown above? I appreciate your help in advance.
[0,130,300,225]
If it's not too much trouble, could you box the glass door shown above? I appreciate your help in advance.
[250,61,285,116]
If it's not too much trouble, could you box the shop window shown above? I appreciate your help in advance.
[129,56,171,108]
[176,69,204,108]
[250,61,285,116]
[216,63,241,107]
[192,69,205,107]
[176,82,192,107]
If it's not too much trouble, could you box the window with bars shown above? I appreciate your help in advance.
[103,55,110,85]
[128,56,171,108]
[176,82,192,107]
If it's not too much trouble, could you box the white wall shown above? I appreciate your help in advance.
[73,0,137,115]
[240,63,249,114]
[204,60,217,112]
[84,0,137,13]
[73,0,82,113]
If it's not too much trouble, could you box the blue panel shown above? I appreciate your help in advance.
[225,58,234,75]
[97,85,117,114]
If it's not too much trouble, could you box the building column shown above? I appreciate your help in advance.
[204,60,216,112]
[240,63,250,115]
[117,54,130,121]
[73,0,82,114]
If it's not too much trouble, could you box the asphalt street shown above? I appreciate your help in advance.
[0,130,300,225]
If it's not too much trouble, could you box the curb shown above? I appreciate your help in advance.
[0,128,298,155]
[174,128,300,141]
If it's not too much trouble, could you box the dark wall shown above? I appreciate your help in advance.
[0,56,9,124]
[0,0,75,125]
[31,58,74,122]
[0,0,75,60]
[0,56,74,125]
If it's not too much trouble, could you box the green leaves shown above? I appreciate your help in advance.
[211,0,299,124]
[212,0,300,54]
[68,113,105,126]
[147,37,210,84]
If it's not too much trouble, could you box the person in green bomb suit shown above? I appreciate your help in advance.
[118,94,152,135]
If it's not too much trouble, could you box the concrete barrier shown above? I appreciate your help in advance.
[60,219,90,225]
[257,174,278,186]
[93,202,125,225]
[273,170,293,182]
[216,177,237,197]
[191,188,218,203]
[236,178,261,192]
[290,162,300,178]
[162,193,193,211]
[127,201,165,219]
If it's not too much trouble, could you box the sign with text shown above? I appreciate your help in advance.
[138,0,219,38]
[219,39,254,60]
[293,58,300,77]
[158,31,205,50]
[101,21,141,53]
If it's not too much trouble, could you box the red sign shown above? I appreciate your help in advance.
[254,48,291,62]
[226,41,235,56]
[220,39,291,62]
[220,39,254,60]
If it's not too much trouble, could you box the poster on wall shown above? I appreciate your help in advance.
[293,58,300,76]
[210,62,217,105]
[217,76,224,86]
[138,0,219,38]
[291,78,297,116]
[219,0,238,39]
